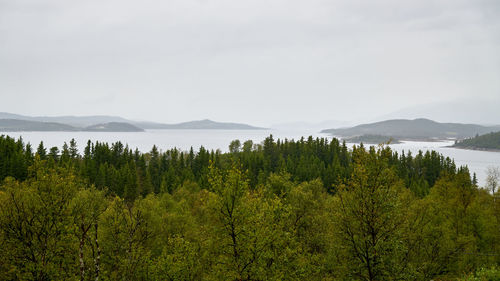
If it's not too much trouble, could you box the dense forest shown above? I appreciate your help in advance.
[0,135,498,280]
[454,131,500,150]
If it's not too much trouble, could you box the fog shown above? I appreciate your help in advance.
[1,0,499,126]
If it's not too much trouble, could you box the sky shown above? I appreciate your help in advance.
[1,0,499,127]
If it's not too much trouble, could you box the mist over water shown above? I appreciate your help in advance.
[3,129,499,187]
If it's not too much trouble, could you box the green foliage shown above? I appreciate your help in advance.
[70,186,108,281]
[0,135,30,180]
[228,139,242,154]
[0,135,461,198]
[457,267,500,281]
[454,131,500,150]
[0,135,498,280]
[0,161,80,280]
[332,145,412,281]
[100,195,161,280]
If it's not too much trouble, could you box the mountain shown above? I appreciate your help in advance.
[136,119,267,130]
[0,112,130,127]
[0,113,266,130]
[321,118,500,141]
[0,119,143,132]
[84,122,144,132]
[453,131,500,151]
[0,119,79,131]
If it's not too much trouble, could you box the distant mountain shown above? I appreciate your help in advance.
[0,112,130,127]
[137,119,267,130]
[0,119,143,132]
[453,131,500,151]
[321,118,500,141]
[0,112,266,130]
[84,122,144,132]
[0,119,78,131]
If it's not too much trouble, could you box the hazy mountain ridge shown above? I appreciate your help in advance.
[83,122,144,132]
[0,119,79,132]
[0,112,130,127]
[137,119,267,130]
[321,118,500,141]
[0,113,266,131]
[0,119,144,132]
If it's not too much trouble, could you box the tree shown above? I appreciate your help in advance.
[472,172,478,187]
[486,166,500,194]
[242,140,253,153]
[332,146,410,281]
[0,163,80,280]
[48,146,59,161]
[418,173,489,278]
[286,179,333,279]
[70,187,108,281]
[61,142,71,164]
[69,138,79,159]
[100,195,161,280]
[36,141,47,160]
[207,164,294,280]
[229,139,241,154]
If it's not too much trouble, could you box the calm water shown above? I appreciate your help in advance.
[3,130,500,186]
[3,129,325,153]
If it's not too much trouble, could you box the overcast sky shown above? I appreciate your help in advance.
[1,0,499,126]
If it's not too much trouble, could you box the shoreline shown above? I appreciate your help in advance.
[449,145,500,153]
[335,136,455,145]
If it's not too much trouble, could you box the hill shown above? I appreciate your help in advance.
[137,119,267,130]
[453,131,500,151]
[321,118,499,141]
[0,113,266,130]
[0,119,78,131]
[0,119,144,132]
[0,112,130,127]
[84,122,144,132]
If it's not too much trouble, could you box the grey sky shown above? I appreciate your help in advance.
[1,0,499,126]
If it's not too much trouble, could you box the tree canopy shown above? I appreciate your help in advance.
[0,135,499,280]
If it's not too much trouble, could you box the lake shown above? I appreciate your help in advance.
[3,129,500,187]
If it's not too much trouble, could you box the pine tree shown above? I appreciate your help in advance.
[36,141,47,160]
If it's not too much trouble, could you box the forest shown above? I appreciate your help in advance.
[0,135,498,281]
[454,131,500,151]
